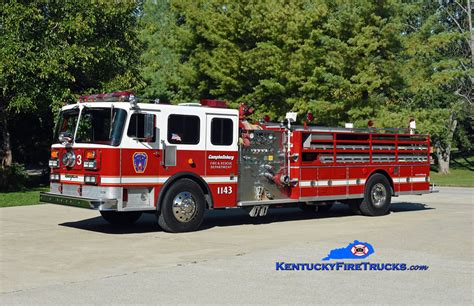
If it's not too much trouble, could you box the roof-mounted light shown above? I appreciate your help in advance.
[78,91,135,103]
[200,99,228,108]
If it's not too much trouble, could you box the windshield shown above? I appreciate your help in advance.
[75,107,127,146]
[54,108,79,143]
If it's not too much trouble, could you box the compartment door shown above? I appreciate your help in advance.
[205,114,239,207]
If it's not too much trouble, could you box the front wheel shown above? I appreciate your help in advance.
[100,211,142,226]
[158,179,206,233]
[359,174,392,216]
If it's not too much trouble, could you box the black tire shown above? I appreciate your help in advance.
[298,202,318,213]
[318,202,334,213]
[157,179,206,233]
[100,211,142,226]
[359,174,392,216]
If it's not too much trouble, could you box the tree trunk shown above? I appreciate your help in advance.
[435,114,458,175]
[436,146,451,174]
[0,98,12,169]
[467,0,473,67]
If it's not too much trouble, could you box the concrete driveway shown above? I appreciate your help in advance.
[0,187,472,304]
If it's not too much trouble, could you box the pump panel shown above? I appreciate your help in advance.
[237,129,288,202]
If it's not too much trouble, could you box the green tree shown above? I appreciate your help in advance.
[396,0,473,174]
[140,0,472,174]
[140,0,184,102]
[140,0,405,122]
[0,0,142,169]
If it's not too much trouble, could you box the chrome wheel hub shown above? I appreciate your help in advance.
[172,192,197,223]
[371,183,387,207]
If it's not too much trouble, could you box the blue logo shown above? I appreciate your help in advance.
[133,152,148,173]
[322,240,374,261]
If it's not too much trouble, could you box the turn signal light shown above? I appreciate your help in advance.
[51,150,59,159]
[85,150,96,160]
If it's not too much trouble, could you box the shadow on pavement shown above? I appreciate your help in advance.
[390,202,433,213]
[59,202,433,234]
[59,213,162,234]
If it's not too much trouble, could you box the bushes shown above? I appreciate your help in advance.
[0,163,29,192]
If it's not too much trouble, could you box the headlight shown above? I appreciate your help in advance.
[50,173,60,181]
[84,175,99,185]
[84,160,97,169]
[48,159,60,168]
[84,150,98,170]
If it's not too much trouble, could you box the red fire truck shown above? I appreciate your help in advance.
[40,91,435,232]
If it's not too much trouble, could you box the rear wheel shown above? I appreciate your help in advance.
[100,211,142,226]
[158,179,206,233]
[359,174,392,216]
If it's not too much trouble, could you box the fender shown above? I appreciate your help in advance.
[367,169,395,195]
[156,172,214,211]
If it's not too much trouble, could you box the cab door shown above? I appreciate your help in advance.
[205,114,239,207]
[119,111,160,210]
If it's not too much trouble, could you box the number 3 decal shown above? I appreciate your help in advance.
[76,154,82,165]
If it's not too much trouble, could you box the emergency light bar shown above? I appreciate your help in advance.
[200,99,228,108]
[78,91,134,103]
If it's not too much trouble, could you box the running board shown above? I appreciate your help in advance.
[237,194,365,207]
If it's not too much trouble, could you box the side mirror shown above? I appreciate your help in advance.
[58,132,73,146]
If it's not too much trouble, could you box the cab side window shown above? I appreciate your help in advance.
[128,113,156,142]
[168,115,200,144]
[211,118,233,146]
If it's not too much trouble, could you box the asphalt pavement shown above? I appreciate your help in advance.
[0,187,472,304]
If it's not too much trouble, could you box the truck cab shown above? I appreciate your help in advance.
[41,92,239,231]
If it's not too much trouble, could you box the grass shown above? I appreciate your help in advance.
[430,154,474,187]
[0,186,48,208]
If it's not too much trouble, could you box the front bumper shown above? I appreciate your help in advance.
[40,192,118,210]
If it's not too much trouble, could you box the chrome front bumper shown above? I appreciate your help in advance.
[40,192,118,210]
